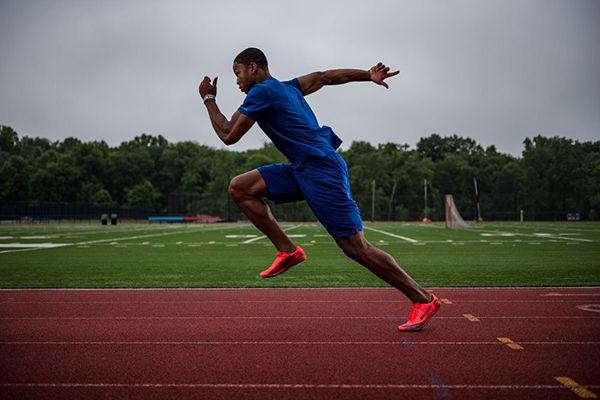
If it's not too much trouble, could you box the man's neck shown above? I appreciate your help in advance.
[255,69,271,84]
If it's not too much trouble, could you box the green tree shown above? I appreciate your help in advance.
[125,180,161,210]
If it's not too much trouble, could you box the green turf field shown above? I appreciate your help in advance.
[0,222,599,288]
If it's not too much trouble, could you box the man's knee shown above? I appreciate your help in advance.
[228,171,266,203]
[228,175,246,202]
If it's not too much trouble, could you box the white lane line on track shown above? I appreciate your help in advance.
[243,224,303,243]
[363,226,418,243]
[1,383,599,389]
[0,299,592,304]
[2,341,598,346]
[1,316,599,320]
[1,286,599,291]
[541,293,600,297]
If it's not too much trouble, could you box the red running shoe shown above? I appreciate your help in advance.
[260,246,306,278]
[398,293,441,332]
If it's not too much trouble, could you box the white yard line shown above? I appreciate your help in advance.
[0,225,243,254]
[363,226,419,243]
[478,229,593,242]
[243,224,303,244]
[0,243,70,249]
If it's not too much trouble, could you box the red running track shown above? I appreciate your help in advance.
[1,287,599,400]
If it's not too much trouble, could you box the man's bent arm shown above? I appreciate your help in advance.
[204,101,255,145]
[297,69,370,96]
[297,63,399,96]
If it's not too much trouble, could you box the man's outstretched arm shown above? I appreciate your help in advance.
[199,76,255,145]
[297,62,399,96]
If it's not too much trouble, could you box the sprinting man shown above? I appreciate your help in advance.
[198,47,440,331]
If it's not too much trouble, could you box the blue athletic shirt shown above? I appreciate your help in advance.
[238,76,342,168]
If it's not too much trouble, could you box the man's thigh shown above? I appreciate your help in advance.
[295,153,363,238]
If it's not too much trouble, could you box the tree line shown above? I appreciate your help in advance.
[1,124,599,221]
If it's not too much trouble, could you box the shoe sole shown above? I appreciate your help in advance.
[260,255,306,279]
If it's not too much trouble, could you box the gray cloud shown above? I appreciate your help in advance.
[1,0,599,155]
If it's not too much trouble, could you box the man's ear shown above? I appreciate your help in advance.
[249,62,258,74]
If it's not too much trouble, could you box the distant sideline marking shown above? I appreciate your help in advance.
[0,243,68,249]
[0,225,242,254]
[363,227,418,243]
[479,230,593,242]
[243,225,302,243]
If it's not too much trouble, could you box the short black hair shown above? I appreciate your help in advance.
[234,47,268,69]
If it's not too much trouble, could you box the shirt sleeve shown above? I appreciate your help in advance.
[238,85,271,121]
[282,78,301,91]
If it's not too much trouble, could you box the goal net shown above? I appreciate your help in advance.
[444,194,471,229]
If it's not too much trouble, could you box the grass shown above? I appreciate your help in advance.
[0,221,599,288]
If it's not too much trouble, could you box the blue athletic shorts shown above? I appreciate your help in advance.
[257,152,363,238]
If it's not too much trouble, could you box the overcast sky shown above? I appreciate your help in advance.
[1,0,599,155]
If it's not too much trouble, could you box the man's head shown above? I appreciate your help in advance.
[233,47,269,93]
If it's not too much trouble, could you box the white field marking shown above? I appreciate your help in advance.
[0,243,69,249]
[2,340,599,346]
[0,225,243,255]
[243,224,303,244]
[2,316,599,321]
[479,229,593,242]
[225,235,257,238]
[363,226,418,243]
[0,243,71,254]
[19,235,60,239]
[1,383,599,390]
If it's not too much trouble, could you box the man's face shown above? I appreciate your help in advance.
[233,62,255,94]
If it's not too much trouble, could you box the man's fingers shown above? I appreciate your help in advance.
[213,76,218,87]
[387,70,400,77]
[381,81,389,89]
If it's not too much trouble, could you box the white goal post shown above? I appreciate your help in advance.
[444,194,471,229]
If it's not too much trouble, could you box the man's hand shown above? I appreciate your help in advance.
[199,76,218,98]
[369,62,399,89]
